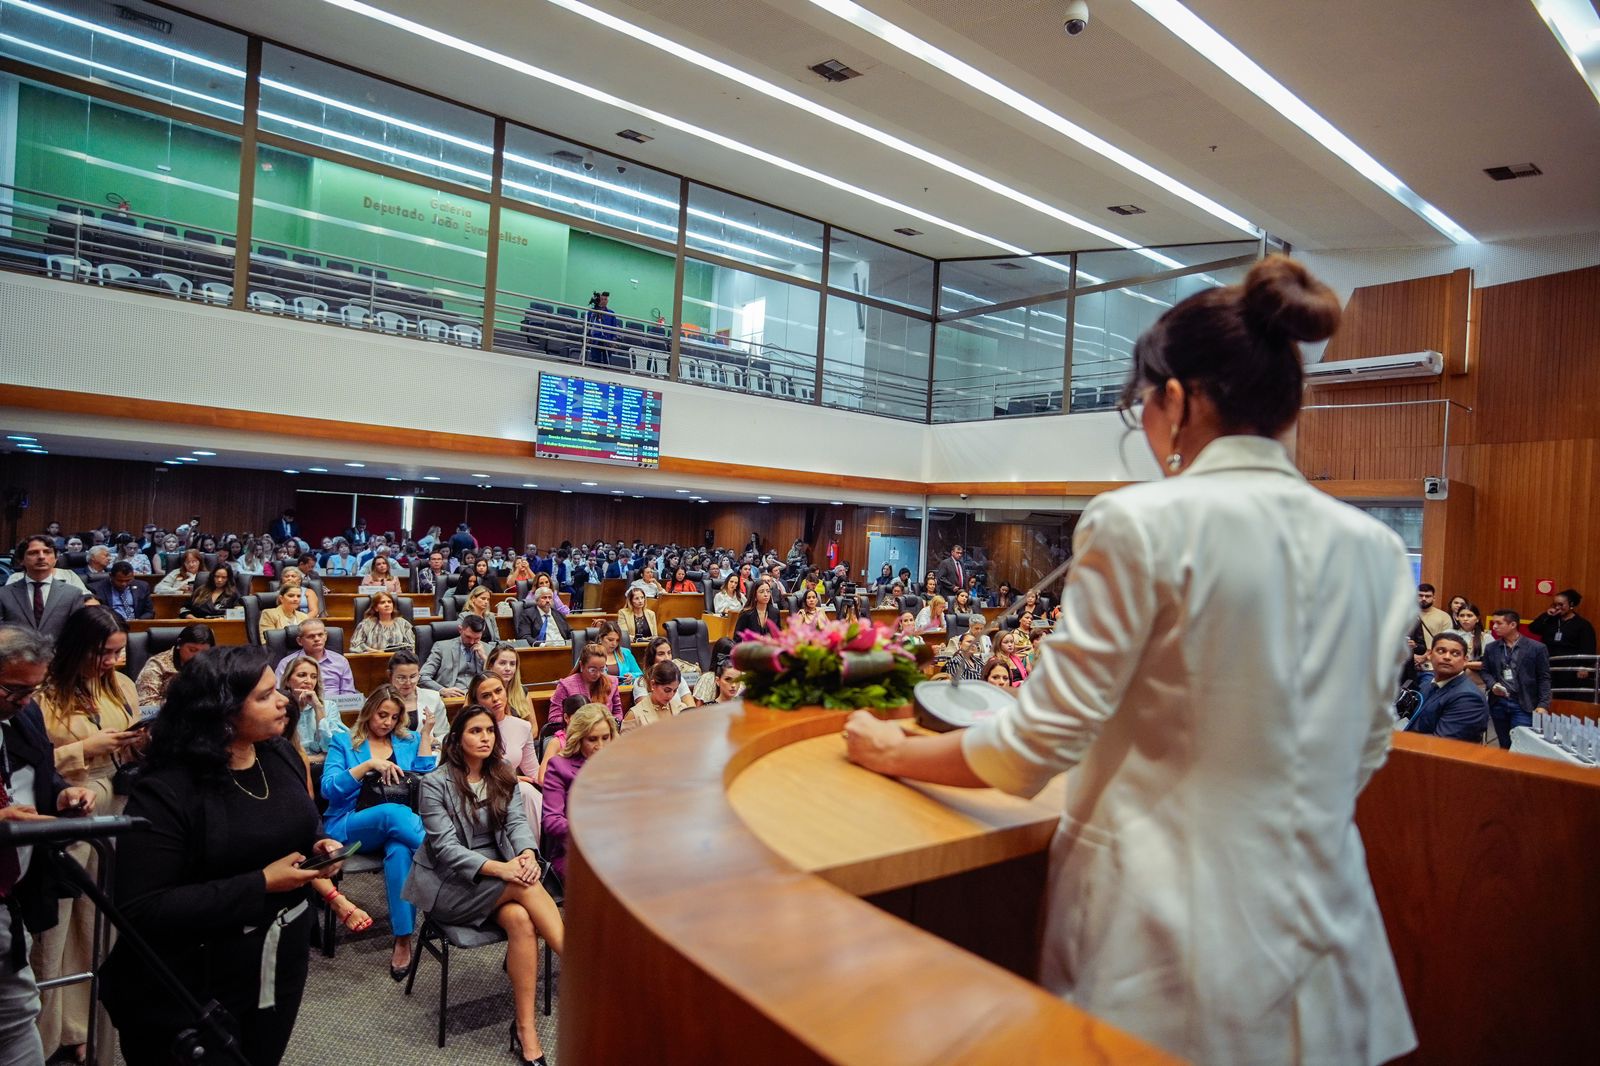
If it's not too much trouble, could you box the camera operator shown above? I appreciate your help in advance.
[586,289,619,359]
[0,626,97,1066]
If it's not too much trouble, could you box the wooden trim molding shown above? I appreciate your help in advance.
[929,480,1133,496]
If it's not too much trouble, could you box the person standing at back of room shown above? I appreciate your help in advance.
[844,256,1418,1065]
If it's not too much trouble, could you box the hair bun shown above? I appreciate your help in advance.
[1241,255,1340,344]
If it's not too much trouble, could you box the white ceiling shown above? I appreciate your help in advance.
[156,0,1600,258]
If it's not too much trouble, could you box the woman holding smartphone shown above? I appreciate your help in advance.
[405,707,563,1066]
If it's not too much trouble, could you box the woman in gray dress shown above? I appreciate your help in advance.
[403,707,565,1066]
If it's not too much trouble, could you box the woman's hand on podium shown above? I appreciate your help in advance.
[842,711,907,776]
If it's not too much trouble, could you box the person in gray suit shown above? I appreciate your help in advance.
[0,535,90,641]
[403,706,564,1066]
[419,614,490,698]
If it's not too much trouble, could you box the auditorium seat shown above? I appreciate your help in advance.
[351,595,417,626]
[263,624,345,667]
[665,618,711,672]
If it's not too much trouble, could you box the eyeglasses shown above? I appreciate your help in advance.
[1116,386,1149,431]
[0,680,41,702]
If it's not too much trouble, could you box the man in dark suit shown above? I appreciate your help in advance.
[0,626,98,1066]
[343,517,370,549]
[74,545,113,586]
[516,586,572,647]
[935,544,968,598]
[267,508,299,545]
[0,537,90,642]
[447,523,477,556]
[89,562,153,622]
[1405,633,1490,742]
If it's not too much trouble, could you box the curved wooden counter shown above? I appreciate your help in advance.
[561,702,1175,1065]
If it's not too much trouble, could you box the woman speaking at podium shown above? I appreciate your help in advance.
[845,257,1417,1065]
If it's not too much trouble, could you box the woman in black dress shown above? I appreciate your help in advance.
[101,646,344,1066]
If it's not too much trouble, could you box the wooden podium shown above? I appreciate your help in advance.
[560,704,1600,1064]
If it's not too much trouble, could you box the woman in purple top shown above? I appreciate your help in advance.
[548,643,623,726]
[539,703,615,878]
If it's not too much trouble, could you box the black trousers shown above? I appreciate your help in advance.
[114,913,311,1066]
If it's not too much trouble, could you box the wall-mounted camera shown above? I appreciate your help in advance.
[1063,0,1089,36]
[1423,476,1448,500]
[616,165,628,174]
[582,151,596,172]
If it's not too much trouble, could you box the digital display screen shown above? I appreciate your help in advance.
[535,372,662,468]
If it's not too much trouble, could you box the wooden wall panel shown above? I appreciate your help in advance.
[1471,265,1600,445]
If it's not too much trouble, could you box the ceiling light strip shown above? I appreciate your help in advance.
[1121,0,1474,243]
[538,0,1200,250]
[801,0,1258,237]
[5,0,244,76]
[311,0,1026,254]
[1532,0,1600,108]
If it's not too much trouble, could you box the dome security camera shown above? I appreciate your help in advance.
[616,164,628,174]
[1063,0,1089,35]
[582,151,596,172]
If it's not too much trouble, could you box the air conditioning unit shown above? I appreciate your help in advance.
[1303,350,1443,384]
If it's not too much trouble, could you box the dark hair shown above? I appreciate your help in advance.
[647,659,680,688]
[176,623,217,647]
[458,613,487,635]
[645,636,673,665]
[1492,609,1520,624]
[1123,255,1339,438]
[1557,588,1582,607]
[708,636,735,672]
[1417,583,1436,594]
[23,534,55,554]
[1454,604,1484,634]
[110,560,133,577]
[440,705,518,834]
[593,619,623,646]
[147,645,273,784]
[467,671,506,707]
[387,649,420,672]
[1431,632,1469,655]
[982,657,1015,684]
[41,606,126,716]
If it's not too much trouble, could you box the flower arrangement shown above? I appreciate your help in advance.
[731,616,931,711]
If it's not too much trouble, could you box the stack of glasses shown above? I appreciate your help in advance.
[1530,710,1599,763]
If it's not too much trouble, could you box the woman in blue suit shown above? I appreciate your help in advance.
[322,683,438,978]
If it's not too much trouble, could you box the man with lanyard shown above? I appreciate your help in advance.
[1480,609,1553,748]
[1528,588,1597,703]
[0,627,97,1066]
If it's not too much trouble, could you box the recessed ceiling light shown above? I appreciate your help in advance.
[192,450,217,456]
[674,489,690,494]
[163,459,182,465]
[758,499,770,504]
[757,495,772,500]
[25,449,48,455]
[423,475,441,481]
[472,473,491,478]
[631,494,643,499]
[1535,0,1600,109]
[830,501,844,506]
[581,481,599,487]
[610,490,625,494]
[385,476,402,481]
[345,462,366,468]
[697,498,708,503]
[560,489,573,494]
[6,435,36,442]
[283,469,300,474]
[172,456,199,462]
[307,467,328,473]
[19,444,44,451]
[313,0,1025,253]
[521,483,538,488]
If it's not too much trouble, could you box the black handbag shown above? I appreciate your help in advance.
[355,769,422,812]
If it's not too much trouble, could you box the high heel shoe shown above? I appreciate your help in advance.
[508,1020,547,1065]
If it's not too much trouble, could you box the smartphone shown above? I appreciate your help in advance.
[125,717,156,732]
[298,841,362,872]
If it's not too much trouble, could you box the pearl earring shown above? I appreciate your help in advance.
[1166,426,1183,473]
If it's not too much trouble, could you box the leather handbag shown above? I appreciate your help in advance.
[355,769,422,812]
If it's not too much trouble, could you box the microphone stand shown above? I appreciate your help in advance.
[1,818,251,1066]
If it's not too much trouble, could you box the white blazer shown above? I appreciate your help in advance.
[962,435,1416,1065]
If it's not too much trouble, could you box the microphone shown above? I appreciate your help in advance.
[0,815,150,847]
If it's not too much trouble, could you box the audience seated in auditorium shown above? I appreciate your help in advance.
[622,661,690,733]
[713,573,743,615]
[540,702,614,881]
[114,539,153,575]
[279,653,348,756]
[793,587,827,627]
[422,613,490,698]
[351,590,416,653]
[134,622,215,706]
[34,607,141,1062]
[876,582,905,609]
[517,585,571,647]
[385,649,448,741]
[996,629,1030,681]
[1404,633,1490,742]
[183,564,242,618]
[99,561,154,621]
[461,584,504,643]
[272,618,355,695]
[322,684,436,978]
[983,657,1018,689]
[485,642,536,722]
[525,572,570,616]
[406,705,564,1066]
[76,545,113,586]
[915,595,948,633]
[414,550,447,596]
[617,586,658,642]
[734,581,781,639]
[629,568,664,599]
[257,587,309,643]
[948,631,986,682]
[641,637,694,701]
[361,556,403,595]
[153,548,204,596]
[551,642,624,726]
[276,565,323,618]
[664,566,697,594]
[469,670,542,833]
[693,657,744,706]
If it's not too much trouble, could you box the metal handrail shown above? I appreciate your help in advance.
[1549,654,1600,703]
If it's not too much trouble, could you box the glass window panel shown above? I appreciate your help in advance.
[928,510,1078,597]
[937,254,1072,313]
[680,258,818,399]
[1069,266,1249,411]
[1074,241,1256,289]
[932,299,1065,423]
[827,229,935,312]
[249,143,487,327]
[684,183,824,281]
[823,296,930,421]
[502,125,679,245]
[0,0,246,122]
[1,74,239,276]
[492,205,678,370]
[258,44,494,189]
